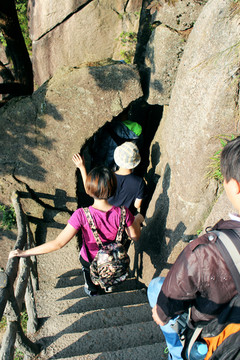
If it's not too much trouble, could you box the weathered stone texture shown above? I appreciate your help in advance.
[30,0,142,85]
[162,0,240,203]
[153,0,204,30]
[146,0,205,105]
[1,0,240,288]
[28,0,89,40]
[136,0,240,285]
[0,64,142,214]
[146,25,185,105]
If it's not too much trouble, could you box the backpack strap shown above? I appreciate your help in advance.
[211,229,240,293]
[83,207,103,248]
[183,229,240,359]
[83,206,126,247]
[115,206,126,243]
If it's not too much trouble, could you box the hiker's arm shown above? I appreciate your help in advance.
[9,224,78,259]
[134,179,145,209]
[134,198,142,209]
[126,213,144,242]
[72,153,87,188]
[152,304,166,326]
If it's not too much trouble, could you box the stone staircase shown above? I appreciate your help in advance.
[32,236,167,360]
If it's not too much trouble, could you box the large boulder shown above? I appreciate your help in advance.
[29,0,142,86]
[146,25,186,105]
[28,0,90,40]
[136,0,240,285]
[146,0,205,105]
[0,63,143,216]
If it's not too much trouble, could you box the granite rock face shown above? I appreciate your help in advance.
[1,0,240,287]
[137,0,240,284]
[29,0,143,86]
[0,63,142,214]
[146,0,205,105]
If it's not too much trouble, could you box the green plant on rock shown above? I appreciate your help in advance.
[14,349,24,360]
[0,316,7,331]
[19,311,28,333]
[134,11,141,17]
[15,0,32,53]
[0,204,16,230]
[0,0,32,53]
[0,312,28,360]
[116,31,138,64]
[119,49,135,64]
[206,135,236,185]
[118,31,137,45]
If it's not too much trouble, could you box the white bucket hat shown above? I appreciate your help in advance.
[114,142,141,169]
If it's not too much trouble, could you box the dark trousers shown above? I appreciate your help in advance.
[79,255,98,292]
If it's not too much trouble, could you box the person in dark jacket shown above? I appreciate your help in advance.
[147,136,240,360]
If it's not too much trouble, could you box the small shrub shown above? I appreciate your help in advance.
[0,204,16,230]
[0,312,28,360]
[14,311,28,359]
[15,0,32,53]
[0,316,7,331]
[14,349,24,360]
[206,135,236,184]
[20,311,28,333]
[118,31,137,45]
[116,31,138,64]
[0,0,32,54]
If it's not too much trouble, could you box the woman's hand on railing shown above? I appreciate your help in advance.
[8,249,25,259]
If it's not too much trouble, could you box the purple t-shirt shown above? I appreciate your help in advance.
[68,205,134,262]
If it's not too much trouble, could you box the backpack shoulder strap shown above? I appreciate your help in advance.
[211,229,240,293]
[82,207,103,247]
[185,229,240,358]
[115,206,126,243]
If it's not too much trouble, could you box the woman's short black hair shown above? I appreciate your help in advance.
[221,136,240,183]
[85,166,117,199]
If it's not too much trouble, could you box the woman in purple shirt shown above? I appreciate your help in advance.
[9,154,142,297]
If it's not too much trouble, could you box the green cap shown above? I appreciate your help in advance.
[123,120,142,136]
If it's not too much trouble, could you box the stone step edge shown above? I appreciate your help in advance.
[35,288,148,317]
[35,285,147,297]
[35,302,152,335]
[38,341,168,360]
[76,342,168,360]
[35,321,164,359]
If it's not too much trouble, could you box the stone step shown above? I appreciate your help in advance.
[38,277,147,296]
[38,271,144,291]
[35,288,148,317]
[37,343,168,360]
[36,303,152,336]
[54,343,168,360]
[36,321,164,359]
[38,270,85,290]
[37,238,81,281]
